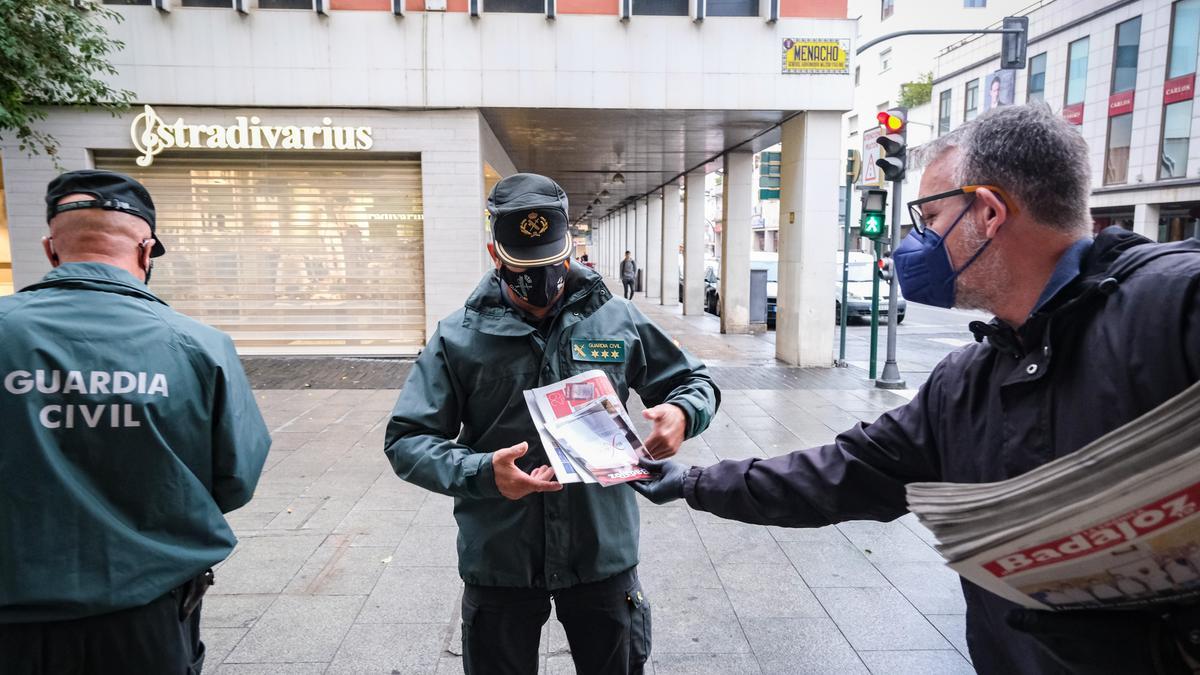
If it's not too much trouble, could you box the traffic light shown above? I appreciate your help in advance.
[860,188,888,241]
[875,108,908,182]
[1001,16,1029,70]
[877,257,893,282]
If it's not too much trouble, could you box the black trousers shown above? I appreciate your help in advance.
[622,280,636,300]
[462,567,650,675]
[0,588,205,675]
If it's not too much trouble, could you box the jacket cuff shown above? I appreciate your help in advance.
[465,452,501,499]
[682,466,704,510]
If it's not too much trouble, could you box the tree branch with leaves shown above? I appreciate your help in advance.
[898,72,933,109]
[0,0,135,160]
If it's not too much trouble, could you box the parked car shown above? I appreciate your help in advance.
[703,252,777,327]
[677,256,721,303]
[835,251,906,324]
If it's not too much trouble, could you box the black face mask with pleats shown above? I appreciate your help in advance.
[499,262,568,308]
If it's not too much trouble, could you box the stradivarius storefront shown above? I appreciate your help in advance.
[3,104,501,356]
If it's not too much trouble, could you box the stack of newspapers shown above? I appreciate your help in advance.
[523,370,651,487]
[906,380,1200,611]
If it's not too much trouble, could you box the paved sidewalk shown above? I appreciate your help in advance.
[206,294,973,674]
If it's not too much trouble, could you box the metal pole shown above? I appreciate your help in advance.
[868,238,881,380]
[876,179,906,389]
[838,158,853,368]
[855,27,1023,55]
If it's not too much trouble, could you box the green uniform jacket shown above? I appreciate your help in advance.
[0,263,271,623]
[385,263,719,590]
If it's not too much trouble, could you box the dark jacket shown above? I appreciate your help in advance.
[682,229,1200,674]
[0,263,271,622]
[385,262,718,590]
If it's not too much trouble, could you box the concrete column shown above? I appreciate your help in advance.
[776,111,841,367]
[624,207,634,263]
[682,170,706,315]
[720,150,754,334]
[1133,203,1160,241]
[646,192,663,300]
[660,181,682,306]
[634,199,647,295]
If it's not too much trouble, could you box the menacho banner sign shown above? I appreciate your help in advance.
[130,105,374,167]
[782,38,850,75]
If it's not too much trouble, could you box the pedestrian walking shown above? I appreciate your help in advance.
[632,105,1200,674]
[384,173,719,675]
[0,170,272,674]
[620,251,637,300]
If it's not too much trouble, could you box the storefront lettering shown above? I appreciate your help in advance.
[130,105,374,167]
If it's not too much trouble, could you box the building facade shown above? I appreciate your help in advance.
[930,0,1200,242]
[2,1,855,361]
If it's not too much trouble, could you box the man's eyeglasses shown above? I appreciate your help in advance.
[907,185,1018,234]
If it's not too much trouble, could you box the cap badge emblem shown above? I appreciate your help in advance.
[520,211,549,238]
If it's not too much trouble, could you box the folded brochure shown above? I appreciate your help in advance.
[524,370,651,486]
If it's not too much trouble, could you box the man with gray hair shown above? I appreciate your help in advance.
[632,105,1200,674]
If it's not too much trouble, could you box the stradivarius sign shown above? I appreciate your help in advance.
[130,105,374,167]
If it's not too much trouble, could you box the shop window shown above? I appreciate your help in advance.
[706,0,757,16]
[880,0,892,20]
[633,0,688,14]
[1112,17,1142,93]
[1159,209,1200,242]
[1104,114,1133,185]
[1065,37,1090,106]
[484,0,542,10]
[1160,0,1200,179]
[1027,52,1047,102]
[964,79,979,121]
[938,90,952,135]
[1161,100,1194,178]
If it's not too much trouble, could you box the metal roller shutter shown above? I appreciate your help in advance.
[98,156,425,355]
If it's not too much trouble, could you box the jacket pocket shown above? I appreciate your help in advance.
[626,581,652,669]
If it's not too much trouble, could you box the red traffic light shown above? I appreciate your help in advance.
[877,111,905,132]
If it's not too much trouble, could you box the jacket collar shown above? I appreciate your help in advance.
[21,262,167,305]
[462,261,610,336]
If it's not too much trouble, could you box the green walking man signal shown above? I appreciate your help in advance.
[860,188,888,240]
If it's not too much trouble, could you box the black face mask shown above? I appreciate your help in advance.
[499,262,568,308]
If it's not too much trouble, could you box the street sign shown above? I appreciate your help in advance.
[862,127,883,187]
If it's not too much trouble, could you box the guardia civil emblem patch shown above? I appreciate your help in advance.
[520,211,550,237]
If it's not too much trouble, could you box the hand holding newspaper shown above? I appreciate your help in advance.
[906,380,1200,611]
[523,370,652,487]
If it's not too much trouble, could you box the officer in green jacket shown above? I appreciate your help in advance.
[0,170,271,674]
[385,173,719,675]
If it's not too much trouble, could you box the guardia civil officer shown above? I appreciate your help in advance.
[385,173,719,675]
[633,105,1200,674]
[0,170,271,673]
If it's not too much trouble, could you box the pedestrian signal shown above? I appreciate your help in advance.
[860,189,888,241]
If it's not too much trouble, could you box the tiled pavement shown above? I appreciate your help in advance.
[207,295,973,674]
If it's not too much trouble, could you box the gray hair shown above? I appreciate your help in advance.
[914,104,1092,235]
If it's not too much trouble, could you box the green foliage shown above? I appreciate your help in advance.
[0,0,134,159]
[898,72,933,109]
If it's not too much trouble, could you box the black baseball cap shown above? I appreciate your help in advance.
[488,173,572,267]
[45,169,165,257]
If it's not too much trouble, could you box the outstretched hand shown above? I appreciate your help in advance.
[492,442,563,500]
[642,404,687,459]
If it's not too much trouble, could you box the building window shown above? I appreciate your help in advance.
[1027,52,1047,102]
[1065,37,1090,106]
[1161,0,1200,179]
[1112,17,1142,93]
[848,114,859,137]
[880,48,892,73]
[964,79,979,121]
[964,0,985,6]
[1104,114,1133,185]
[707,0,758,15]
[485,0,543,11]
[633,0,688,14]
[881,0,893,20]
[181,0,231,6]
[258,0,312,6]
[938,90,952,135]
